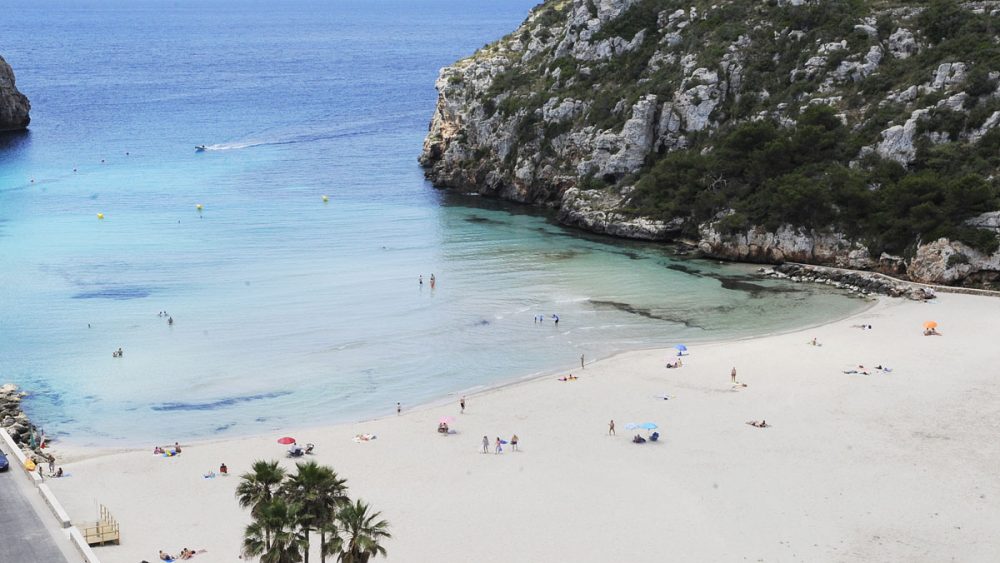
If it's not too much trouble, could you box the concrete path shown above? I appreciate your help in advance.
[0,447,74,563]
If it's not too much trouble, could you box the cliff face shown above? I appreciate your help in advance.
[420,0,1000,287]
[0,55,30,131]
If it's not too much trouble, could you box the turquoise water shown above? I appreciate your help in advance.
[0,0,867,445]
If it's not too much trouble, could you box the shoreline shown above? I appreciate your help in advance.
[48,290,878,461]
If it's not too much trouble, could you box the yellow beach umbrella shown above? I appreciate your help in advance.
[923,321,937,329]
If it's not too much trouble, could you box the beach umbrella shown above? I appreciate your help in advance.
[438,416,455,424]
[674,344,687,354]
[923,321,937,329]
[624,422,640,430]
[277,437,296,445]
[638,422,658,430]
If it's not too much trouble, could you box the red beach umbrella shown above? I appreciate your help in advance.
[277,437,296,445]
[439,416,455,424]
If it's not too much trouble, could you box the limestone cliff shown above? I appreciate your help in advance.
[0,55,30,131]
[421,0,1000,287]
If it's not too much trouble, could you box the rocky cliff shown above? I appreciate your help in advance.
[0,55,30,131]
[421,0,1000,287]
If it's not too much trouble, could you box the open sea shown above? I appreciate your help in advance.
[0,0,867,446]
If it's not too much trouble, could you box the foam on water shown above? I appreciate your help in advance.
[0,0,869,446]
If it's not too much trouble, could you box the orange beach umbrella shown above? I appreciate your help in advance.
[923,321,938,329]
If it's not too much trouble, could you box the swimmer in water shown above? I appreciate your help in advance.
[430,274,436,289]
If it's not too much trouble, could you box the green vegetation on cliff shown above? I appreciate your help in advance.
[422,0,1000,274]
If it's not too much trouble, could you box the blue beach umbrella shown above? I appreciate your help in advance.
[624,423,641,431]
[674,344,687,354]
[639,422,658,430]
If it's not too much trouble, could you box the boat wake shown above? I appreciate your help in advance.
[200,111,426,151]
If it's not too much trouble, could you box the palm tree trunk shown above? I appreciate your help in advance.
[319,529,325,563]
[266,529,272,551]
[303,527,310,563]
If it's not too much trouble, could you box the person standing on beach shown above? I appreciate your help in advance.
[511,434,518,451]
[396,402,401,415]
[48,457,55,474]
[609,420,615,436]
[581,354,585,369]
[482,435,489,454]
[460,396,465,413]
[495,437,502,454]
[731,367,737,384]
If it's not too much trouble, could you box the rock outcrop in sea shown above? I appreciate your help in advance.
[420,0,1000,288]
[0,55,30,131]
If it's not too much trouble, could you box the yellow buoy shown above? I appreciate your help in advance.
[322,195,329,203]
[97,213,104,220]
[196,204,203,211]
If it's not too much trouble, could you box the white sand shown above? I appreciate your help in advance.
[47,293,1000,562]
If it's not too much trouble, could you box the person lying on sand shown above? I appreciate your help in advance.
[159,550,174,561]
[557,374,579,381]
[923,328,941,336]
[746,420,769,428]
[665,358,682,368]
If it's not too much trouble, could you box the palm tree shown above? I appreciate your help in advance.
[241,498,306,563]
[236,460,287,549]
[327,499,391,563]
[282,461,349,563]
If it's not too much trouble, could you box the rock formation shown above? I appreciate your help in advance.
[420,0,1000,287]
[0,55,30,131]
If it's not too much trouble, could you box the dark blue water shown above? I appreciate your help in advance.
[0,0,866,445]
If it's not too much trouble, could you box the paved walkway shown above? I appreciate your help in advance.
[0,450,72,563]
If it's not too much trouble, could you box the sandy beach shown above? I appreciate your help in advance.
[46,292,1000,562]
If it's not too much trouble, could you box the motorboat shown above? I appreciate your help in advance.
[195,145,207,152]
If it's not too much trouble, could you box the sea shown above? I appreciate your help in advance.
[0,0,868,446]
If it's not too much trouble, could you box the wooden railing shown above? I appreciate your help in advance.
[79,504,120,546]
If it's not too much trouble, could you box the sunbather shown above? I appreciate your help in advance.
[745,420,769,428]
[159,550,174,561]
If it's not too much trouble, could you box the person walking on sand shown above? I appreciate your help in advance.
[581,354,585,369]
[460,396,465,413]
[609,419,616,436]
[482,435,489,454]
[495,437,502,454]
[511,434,518,451]
[48,457,55,474]
[731,367,737,384]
